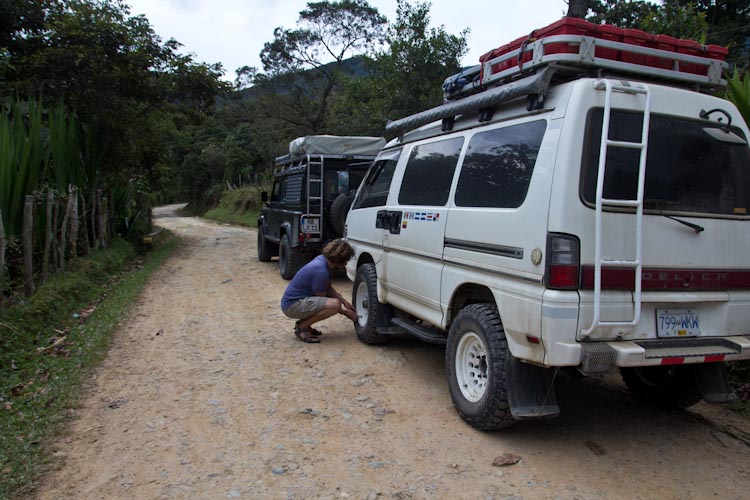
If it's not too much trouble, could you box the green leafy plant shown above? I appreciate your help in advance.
[0,99,44,237]
[726,70,750,128]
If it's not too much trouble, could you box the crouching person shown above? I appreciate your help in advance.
[281,239,358,343]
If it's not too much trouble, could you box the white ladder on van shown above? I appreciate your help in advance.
[305,155,324,240]
[583,80,651,337]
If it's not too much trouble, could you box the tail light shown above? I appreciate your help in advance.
[545,233,580,290]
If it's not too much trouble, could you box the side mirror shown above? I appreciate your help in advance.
[261,191,268,203]
[337,171,350,193]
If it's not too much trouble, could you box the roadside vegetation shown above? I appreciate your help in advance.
[202,185,270,229]
[0,233,178,498]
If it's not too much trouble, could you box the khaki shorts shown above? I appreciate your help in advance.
[282,296,330,320]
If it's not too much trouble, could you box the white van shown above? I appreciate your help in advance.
[344,31,750,429]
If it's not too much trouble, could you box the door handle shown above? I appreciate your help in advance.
[387,211,402,234]
[376,210,402,234]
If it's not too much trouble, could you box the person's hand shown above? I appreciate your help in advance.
[344,308,358,322]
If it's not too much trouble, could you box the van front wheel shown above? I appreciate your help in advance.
[353,263,388,345]
[446,303,515,430]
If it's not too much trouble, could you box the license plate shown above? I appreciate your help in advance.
[656,308,700,338]
[301,217,320,233]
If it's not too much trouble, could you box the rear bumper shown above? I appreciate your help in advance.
[553,336,750,374]
[603,336,750,366]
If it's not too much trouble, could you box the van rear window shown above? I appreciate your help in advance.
[582,109,750,216]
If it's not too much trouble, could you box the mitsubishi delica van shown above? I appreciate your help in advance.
[343,24,750,430]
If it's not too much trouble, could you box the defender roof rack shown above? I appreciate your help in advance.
[273,135,385,170]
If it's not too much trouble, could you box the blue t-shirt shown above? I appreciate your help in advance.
[280,255,332,310]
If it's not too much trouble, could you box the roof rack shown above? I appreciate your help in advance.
[387,66,556,138]
[272,154,379,181]
[443,33,727,101]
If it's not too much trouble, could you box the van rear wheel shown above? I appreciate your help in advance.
[446,303,515,430]
[621,365,702,409]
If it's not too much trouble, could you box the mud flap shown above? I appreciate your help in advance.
[508,357,560,419]
[693,363,737,404]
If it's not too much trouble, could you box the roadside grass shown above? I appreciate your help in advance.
[204,204,259,228]
[0,233,179,498]
[201,186,267,229]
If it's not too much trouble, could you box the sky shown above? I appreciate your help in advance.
[125,0,571,82]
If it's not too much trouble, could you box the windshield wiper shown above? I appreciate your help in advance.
[661,213,704,233]
[644,199,705,234]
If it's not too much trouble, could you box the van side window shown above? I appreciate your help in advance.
[398,137,464,206]
[353,150,401,209]
[582,109,750,216]
[455,120,547,208]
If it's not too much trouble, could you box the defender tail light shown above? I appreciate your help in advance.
[545,233,580,290]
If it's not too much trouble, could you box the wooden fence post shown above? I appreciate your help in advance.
[43,190,54,282]
[80,191,91,255]
[0,209,6,295]
[59,186,73,271]
[70,186,79,259]
[101,195,109,248]
[91,190,100,250]
[97,190,107,249]
[23,195,35,297]
[107,188,115,240]
[51,195,60,271]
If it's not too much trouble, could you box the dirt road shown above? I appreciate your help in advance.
[35,205,749,500]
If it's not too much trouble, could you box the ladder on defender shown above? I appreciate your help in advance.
[583,79,651,337]
[305,154,324,241]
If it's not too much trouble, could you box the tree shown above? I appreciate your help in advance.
[338,0,469,134]
[566,0,592,19]
[1,0,229,217]
[257,0,387,133]
[584,1,749,67]
[640,1,707,41]
[2,1,228,171]
[586,0,655,29]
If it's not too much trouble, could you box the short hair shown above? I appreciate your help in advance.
[322,239,354,265]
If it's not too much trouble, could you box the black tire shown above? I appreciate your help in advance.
[256,226,275,262]
[621,365,702,410]
[445,303,515,430]
[278,233,306,280]
[352,263,389,345]
[329,192,355,236]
